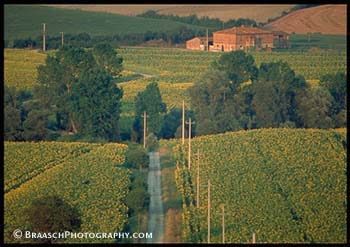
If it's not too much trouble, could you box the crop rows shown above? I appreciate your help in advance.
[118,47,346,81]
[5,142,129,243]
[4,141,93,193]
[174,128,346,243]
[4,49,46,90]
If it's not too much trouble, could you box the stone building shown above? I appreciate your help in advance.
[185,37,213,51]
[211,26,274,51]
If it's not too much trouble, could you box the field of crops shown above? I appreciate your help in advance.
[4,49,46,90]
[5,142,130,243]
[118,47,346,82]
[173,128,346,243]
[4,47,346,118]
[5,47,346,91]
[4,142,92,193]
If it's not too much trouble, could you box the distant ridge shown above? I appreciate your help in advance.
[266,5,346,35]
[48,4,295,23]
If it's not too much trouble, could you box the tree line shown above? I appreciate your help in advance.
[189,51,346,135]
[5,43,123,142]
[5,26,207,50]
[137,10,260,29]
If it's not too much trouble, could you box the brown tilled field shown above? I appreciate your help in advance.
[266,4,346,35]
[47,4,294,23]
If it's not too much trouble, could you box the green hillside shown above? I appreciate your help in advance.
[174,128,346,242]
[4,5,205,41]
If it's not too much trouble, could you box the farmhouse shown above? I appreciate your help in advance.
[186,37,213,51]
[186,26,289,52]
[211,26,274,51]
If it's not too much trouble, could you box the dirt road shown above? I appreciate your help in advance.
[147,152,164,243]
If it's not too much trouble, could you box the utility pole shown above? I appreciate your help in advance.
[221,204,225,243]
[60,32,64,46]
[252,232,256,243]
[206,28,209,51]
[185,118,195,169]
[196,150,201,208]
[182,100,185,145]
[42,23,46,52]
[142,111,148,149]
[207,179,211,243]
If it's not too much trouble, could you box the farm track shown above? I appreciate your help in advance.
[147,152,164,243]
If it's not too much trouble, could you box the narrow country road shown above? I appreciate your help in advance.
[147,152,164,243]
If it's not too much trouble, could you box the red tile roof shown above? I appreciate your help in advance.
[214,26,272,35]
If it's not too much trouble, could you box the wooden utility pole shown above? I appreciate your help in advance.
[42,23,46,52]
[207,179,211,243]
[185,118,195,169]
[196,150,200,208]
[222,204,225,243]
[142,111,148,149]
[206,28,209,51]
[182,100,185,145]
[252,232,256,243]
[60,32,64,46]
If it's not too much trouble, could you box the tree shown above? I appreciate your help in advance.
[296,87,333,128]
[70,68,123,140]
[35,45,96,134]
[92,43,123,77]
[4,85,34,141]
[22,109,50,141]
[133,82,166,141]
[4,105,23,140]
[188,51,257,135]
[160,108,196,139]
[25,195,81,243]
[319,72,346,126]
[146,133,159,152]
[35,45,123,140]
[252,61,306,128]
[124,144,149,170]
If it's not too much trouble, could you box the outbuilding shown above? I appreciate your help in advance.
[186,37,213,51]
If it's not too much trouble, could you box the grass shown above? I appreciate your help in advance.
[4,5,205,41]
[289,34,347,51]
[159,142,183,242]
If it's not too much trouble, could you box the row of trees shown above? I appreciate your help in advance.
[6,26,207,50]
[5,44,124,141]
[189,51,346,135]
[138,10,260,29]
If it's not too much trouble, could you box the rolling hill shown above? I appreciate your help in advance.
[4,5,205,41]
[266,4,347,35]
[48,4,295,23]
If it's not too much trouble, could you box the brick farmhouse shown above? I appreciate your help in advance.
[186,26,289,51]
